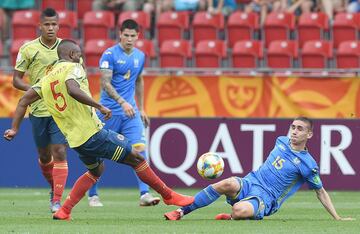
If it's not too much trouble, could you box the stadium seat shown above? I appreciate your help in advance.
[12,10,41,40]
[135,39,156,67]
[298,12,329,48]
[336,41,360,68]
[156,11,190,46]
[192,12,224,46]
[58,11,78,39]
[263,12,295,48]
[301,40,333,68]
[232,40,263,68]
[83,11,115,43]
[84,39,115,67]
[118,11,151,39]
[267,40,298,68]
[227,11,259,48]
[195,40,227,67]
[11,39,31,66]
[41,0,67,10]
[332,13,360,48]
[76,0,94,19]
[159,40,192,67]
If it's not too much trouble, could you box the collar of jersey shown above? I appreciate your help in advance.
[118,43,134,56]
[38,37,60,50]
[288,139,308,154]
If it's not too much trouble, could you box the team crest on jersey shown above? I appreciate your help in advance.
[293,157,301,164]
[117,134,125,141]
[134,59,139,68]
[100,61,109,69]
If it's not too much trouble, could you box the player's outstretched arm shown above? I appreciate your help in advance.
[315,187,355,221]
[13,70,31,91]
[4,89,40,140]
[65,79,112,120]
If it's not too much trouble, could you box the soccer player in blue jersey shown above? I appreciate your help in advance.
[164,117,354,221]
[87,19,160,206]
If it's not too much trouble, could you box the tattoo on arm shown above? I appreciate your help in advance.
[100,69,125,104]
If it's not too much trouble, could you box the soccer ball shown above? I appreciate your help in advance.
[197,152,224,180]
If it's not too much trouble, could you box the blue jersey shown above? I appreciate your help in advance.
[99,44,145,115]
[246,136,323,214]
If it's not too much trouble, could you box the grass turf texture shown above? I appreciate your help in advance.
[0,188,358,234]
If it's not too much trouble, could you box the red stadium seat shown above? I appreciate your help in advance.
[301,40,333,68]
[267,40,298,68]
[298,12,329,48]
[192,12,224,46]
[263,12,295,48]
[11,39,32,66]
[332,13,360,48]
[84,39,115,67]
[160,40,192,67]
[336,41,360,68]
[118,11,151,39]
[156,11,190,46]
[41,0,67,10]
[83,11,115,43]
[12,10,41,40]
[135,39,156,67]
[58,11,78,39]
[76,0,93,19]
[232,40,263,68]
[195,40,227,67]
[227,11,259,48]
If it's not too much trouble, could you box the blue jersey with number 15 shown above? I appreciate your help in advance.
[99,44,145,115]
[246,136,323,214]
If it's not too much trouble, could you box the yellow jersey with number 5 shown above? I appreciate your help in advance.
[33,60,103,148]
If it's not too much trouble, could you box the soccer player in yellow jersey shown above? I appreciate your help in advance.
[4,39,194,221]
[12,8,67,213]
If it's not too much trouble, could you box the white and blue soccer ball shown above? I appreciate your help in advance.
[197,152,225,180]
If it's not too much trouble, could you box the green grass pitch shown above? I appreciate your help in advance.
[0,188,359,234]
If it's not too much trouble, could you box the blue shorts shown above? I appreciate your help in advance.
[29,114,67,148]
[97,112,146,147]
[73,128,132,170]
[226,177,274,220]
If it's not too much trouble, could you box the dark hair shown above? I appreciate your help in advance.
[57,39,78,58]
[294,117,313,131]
[41,8,58,20]
[120,19,139,32]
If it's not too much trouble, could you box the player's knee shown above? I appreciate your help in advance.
[51,144,67,161]
[213,177,239,194]
[37,147,51,163]
[231,204,252,220]
[133,145,145,153]
[89,162,105,177]
[122,150,145,167]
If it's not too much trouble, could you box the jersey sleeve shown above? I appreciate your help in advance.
[304,166,323,190]
[14,45,30,72]
[32,82,43,99]
[99,49,114,70]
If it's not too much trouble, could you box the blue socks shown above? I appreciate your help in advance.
[182,185,221,215]
[88,181,98,197]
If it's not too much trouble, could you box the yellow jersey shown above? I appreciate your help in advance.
[33,61,103,148]
[15,37,61,117]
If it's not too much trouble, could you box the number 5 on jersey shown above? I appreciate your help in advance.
[50,80,67,111]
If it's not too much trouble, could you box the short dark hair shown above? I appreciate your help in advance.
[294,117,313,131]
[120,19,139,32]
[41,8,58,20]
[57,39,78,58]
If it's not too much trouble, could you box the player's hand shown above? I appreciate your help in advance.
[140,110,150,128]
[121,102,135,118]
[4,129,17,141]
[99,105,112,120]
